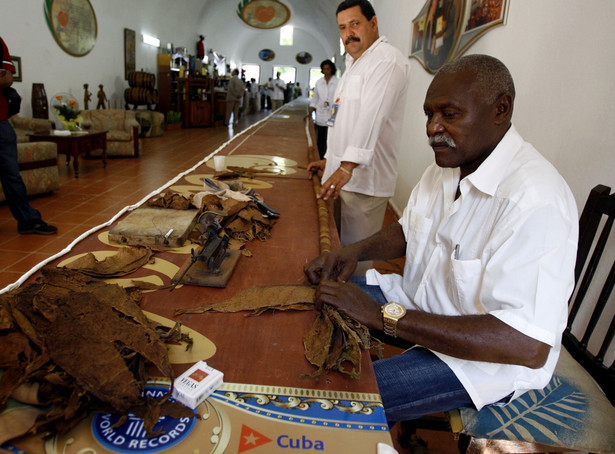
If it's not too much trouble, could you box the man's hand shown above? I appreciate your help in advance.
[304,247,359,285]
[315,280,382,329]
[307,159,326,175]
[315,162,356,201]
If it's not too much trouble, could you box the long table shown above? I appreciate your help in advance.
[5,105,393,454]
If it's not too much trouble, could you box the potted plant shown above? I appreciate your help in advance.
[165,110,182,130]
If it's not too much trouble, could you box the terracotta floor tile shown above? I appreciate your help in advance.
[5,252,53,273]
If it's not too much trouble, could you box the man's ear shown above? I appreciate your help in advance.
[494,94,513,125]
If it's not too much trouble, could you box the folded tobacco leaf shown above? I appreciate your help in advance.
[61,246,155,278]
[174,285,316,316]
[146,192,193,210]
[0,268,190,440]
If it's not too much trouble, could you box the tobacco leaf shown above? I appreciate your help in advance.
[174,284,381,380]
[146,192,193,210]
[0,267,190,440]
[61,246,155,278]
[174,285,316,316]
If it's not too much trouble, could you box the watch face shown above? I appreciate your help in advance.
[384,303,405,318]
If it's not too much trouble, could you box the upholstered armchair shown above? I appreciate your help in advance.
[80,110,141,157]
[9,115,55,143]
[0,141,59,202]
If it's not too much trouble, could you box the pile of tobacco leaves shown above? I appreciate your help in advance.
[0,268,193,439]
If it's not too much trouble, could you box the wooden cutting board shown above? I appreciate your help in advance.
[108,207,198,248]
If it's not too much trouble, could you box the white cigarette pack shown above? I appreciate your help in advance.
[172,361,223,409]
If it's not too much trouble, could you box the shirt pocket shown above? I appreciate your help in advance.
[449,252,483,314]
[405,211,433,267]
[346,75,361,100]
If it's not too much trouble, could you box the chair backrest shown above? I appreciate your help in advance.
[563,184,615,405]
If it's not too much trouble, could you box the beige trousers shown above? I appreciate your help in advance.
[334,190,389,275]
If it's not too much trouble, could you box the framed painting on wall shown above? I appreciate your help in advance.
[410,0,509,74]
[456,0,509,56]
[124,28,136,80]
[11,56,22,82]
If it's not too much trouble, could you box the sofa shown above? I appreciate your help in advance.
[0,141,59,202]
[80,110,141,157]
[9,115,55,143]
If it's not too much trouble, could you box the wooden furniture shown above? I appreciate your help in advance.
[177,77,214,127]
[157,53,177,115]
[28,130,107,178]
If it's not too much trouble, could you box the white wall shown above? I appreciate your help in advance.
[1,0,202,116]
[374,0,615,215]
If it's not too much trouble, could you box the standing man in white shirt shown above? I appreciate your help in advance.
[270,72,286,111]
[307,59,339,159]
[304,54,578,426]
[308,0,410,273]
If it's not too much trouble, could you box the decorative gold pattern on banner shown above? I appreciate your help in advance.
[219,382,382,405]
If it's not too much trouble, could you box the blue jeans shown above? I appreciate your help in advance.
[0,120,41,228]
[349,276,475,424]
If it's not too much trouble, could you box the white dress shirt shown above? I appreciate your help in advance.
[323,36,410,197]
[310,75,339,127]
[271,78,286,101]
[367,126,579,409]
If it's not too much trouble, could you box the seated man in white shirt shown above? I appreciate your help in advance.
[304,54,579,424]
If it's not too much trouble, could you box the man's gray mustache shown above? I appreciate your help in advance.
[345,36,360,45]
[429,134,456,148]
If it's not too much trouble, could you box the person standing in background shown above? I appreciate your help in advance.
[307,60,339,159]
[270,72,286,110]
[0,37,57,235]
[307,0,410,274]
[225,68,245,126]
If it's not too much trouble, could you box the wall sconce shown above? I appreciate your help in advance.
[142,34,160,47]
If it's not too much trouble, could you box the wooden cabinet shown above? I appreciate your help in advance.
[157,54,177,115]
[177,77,214,127]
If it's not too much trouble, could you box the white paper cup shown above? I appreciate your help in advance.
[213,155,226,171]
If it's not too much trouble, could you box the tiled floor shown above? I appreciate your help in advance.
[0,106,458,453]
[0,111,269,290]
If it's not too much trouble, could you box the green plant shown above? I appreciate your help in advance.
[166,110,182,124]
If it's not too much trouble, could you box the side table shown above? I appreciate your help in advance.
[28,130,108,178]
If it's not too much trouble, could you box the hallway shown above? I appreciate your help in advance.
[0,109,271,290]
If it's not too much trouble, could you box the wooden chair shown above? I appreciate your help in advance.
[399,184,615,453]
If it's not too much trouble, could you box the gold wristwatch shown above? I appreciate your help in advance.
[381,302,406,338]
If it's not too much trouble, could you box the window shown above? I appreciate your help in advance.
[280,25,293,46]
[309,67,324,91]
[272,66,296,84]
[242,64,260,84]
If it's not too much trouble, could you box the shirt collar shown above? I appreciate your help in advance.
[465,124,523,197]
[345,35,387,67]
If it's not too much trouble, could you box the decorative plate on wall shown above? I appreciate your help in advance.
[259,49,275,62]
[237,0,291,29]
[44,0,97,57]
[296,52,312,64]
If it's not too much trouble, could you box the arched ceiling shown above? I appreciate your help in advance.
[194,0,341,64]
